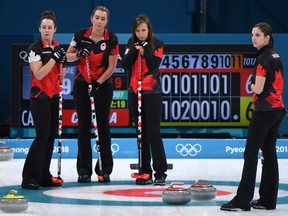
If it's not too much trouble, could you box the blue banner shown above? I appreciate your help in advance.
[1,138,288,159]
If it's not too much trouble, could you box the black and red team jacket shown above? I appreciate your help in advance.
[27,38,62,99]
[70,27,119,83]
[252,44,284,111]
[122,36,164,95]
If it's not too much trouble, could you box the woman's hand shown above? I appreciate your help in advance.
[135,45,144,55]
[134,41,148,55]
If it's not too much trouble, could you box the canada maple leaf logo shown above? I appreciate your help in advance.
[28,50,41,62]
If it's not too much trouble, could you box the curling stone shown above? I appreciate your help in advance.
[162,182,192,204]
[0,190,28,213]
[0,143,14,161]
[189,180,217,201]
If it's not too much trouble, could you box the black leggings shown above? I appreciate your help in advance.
[129,92,167,179]
[22,96,59,185]
[73,79,113,176]
[234,108,286,209]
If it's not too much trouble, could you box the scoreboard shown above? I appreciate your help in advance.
[159,44,256,127]
[11,43,257,133]
[11,44,130,128]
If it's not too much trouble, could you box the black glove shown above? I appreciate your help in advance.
[89,80,101,96]
[52,47,66,62]
[76,48,90,58]
[141,41,148,47]
[130,42,140,52]
[60,55,66,65]
[134,42,140,47]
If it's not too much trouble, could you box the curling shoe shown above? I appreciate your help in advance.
[98,174,110,183]
[21,182,39,190]
[40,181,62,187]
[154,176,166,186]
[251,199,275,210]
[78,174,91,183]
[220,201,250,211]
[136,178,153,185]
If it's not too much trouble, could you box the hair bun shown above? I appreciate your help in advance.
[42,10,56,19]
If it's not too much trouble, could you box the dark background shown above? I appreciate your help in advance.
[1,0,288,138]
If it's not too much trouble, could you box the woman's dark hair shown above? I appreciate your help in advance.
[92,6,110,20]
[254,22,274,48]
[131,14,155,51]
[39,10,57,28]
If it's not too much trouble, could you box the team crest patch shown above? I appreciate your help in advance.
[101,43,106,51]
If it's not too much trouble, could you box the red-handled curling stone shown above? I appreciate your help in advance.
[0,190,28,213]
[162,182,192,204]
[189,179,216,201]
[0,141,14,161]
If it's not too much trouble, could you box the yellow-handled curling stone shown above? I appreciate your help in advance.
[189,179,217,201]
[162,182,192,204]
[0,141,14,161]
[0,190,28,213]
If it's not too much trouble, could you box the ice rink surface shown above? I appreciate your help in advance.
[0,158,287,216]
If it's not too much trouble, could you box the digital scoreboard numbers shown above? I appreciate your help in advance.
[11,44,257,132]
[159,44,256,127]
[20,64,130,127]
[59,64,130,127]
[16,43,130,128]
[109,65,130,126]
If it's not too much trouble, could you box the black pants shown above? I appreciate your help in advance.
[232,108,286,209]
[73,79,113,177]
[22,96,59,185]
[129,92,167,179]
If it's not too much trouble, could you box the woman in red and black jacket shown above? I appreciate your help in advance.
[221,22,287,212]
[66,6,118,183]
[21,10,66,190]
[122,14,168,186]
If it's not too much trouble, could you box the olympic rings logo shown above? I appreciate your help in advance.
[176,143,202,157]
[111,143,120,155]
[93,143,119,155]
[19,50,29,62]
